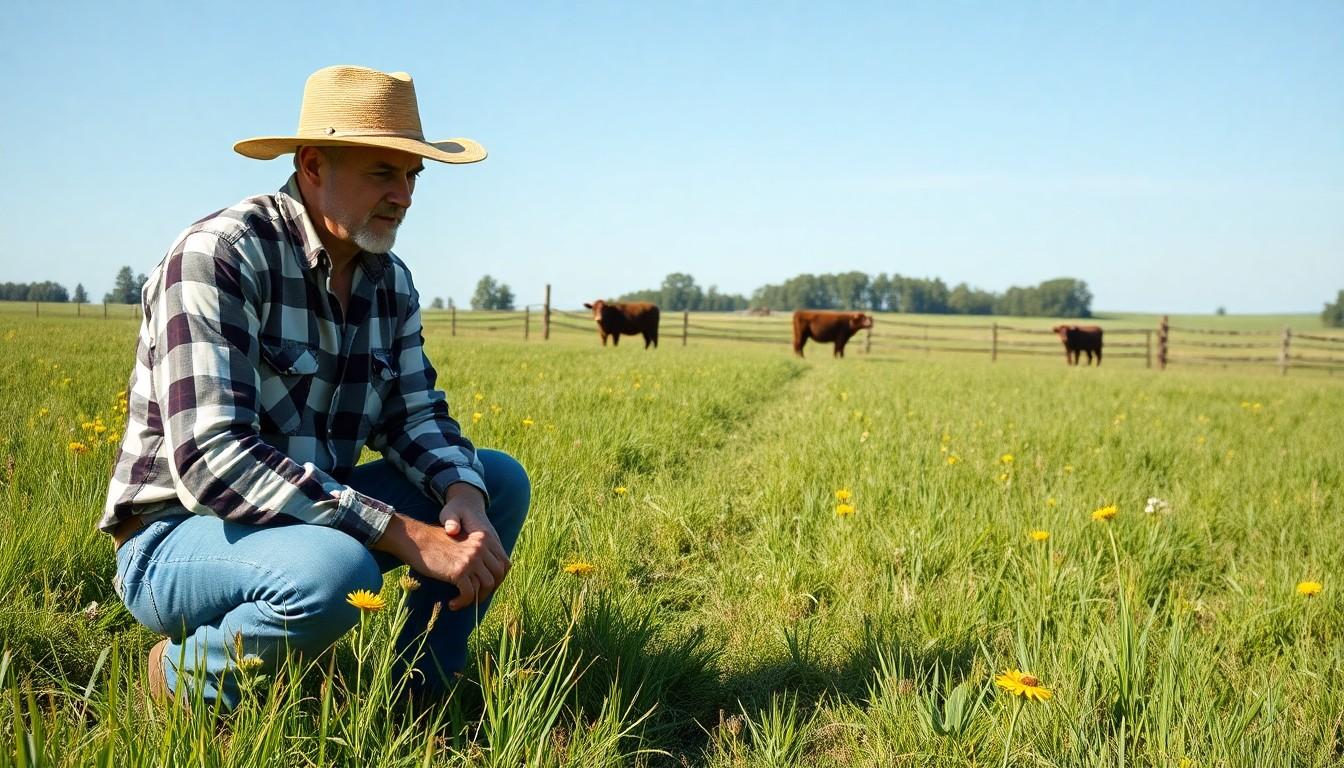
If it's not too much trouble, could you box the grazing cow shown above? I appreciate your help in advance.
[583,300,660,349]
[792,310,874,358]
[1052,324,1103,366]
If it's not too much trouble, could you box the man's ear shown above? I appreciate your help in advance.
[295,146,326,186]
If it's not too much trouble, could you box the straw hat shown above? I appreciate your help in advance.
[233,65,486,164]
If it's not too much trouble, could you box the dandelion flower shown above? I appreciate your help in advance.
[346,589,386,612]
[399,573,422,592]
[1046,497,1058,508]
[474,392,485,402]
[860,430,870,443]
[1091,504,1118,522]
[1029,530,1050,542]
[472,411,483,423]
[1062,464,1074,474]
[490,404,503,414]
[613,486,628,495]
[38,408,49,417]
[1000,453,1014,465]
[521,417,535,428]
[1297,581,1323,597]
[68,441,89,454]
[237,654,264,673]
[994,669,1052,702]
[562,561,596,577]
[946,455,960,466]
[835,488,852,502]
[835,503,856,517]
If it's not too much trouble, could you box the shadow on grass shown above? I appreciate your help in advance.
[507,595,984,765]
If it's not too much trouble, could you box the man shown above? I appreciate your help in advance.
[100,65,529,709]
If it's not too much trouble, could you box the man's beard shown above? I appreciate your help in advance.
[348,207,405,254]
[351,221,399,254]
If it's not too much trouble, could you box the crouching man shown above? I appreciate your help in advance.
[99,65,529,709]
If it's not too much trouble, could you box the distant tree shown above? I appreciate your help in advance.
[948,282,996,315]
[429,297,445,310]
[470,275,515,310]
[1323,290,1344,328]
[1033,278,1092,317]
[104,266,141,304]
[619,274,746,311]
[1215,306,1226,316]
[25,282,69,302]
[72,283,89,303]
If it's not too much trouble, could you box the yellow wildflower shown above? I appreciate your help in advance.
[1000,453,1014,465]
[490,404,503,414]
[521,417,535,428]
[994,669,1052,702]
[835,488,852,502]
[1297,581,1323,597]
[1062,464,1074,474]
[1046,497,1058,508]
[399,573,422,592]
[1029,530,1050,542]
[68,441,89,455]
[562,561,596,577]
[946,455,960,465]
[472,411,483,423]
[834,503,855,517]
[38,408,49,417]
[1091,504,1118,522]
[474,392,485,402]
[346,589,386,612]
[613,486,628,495]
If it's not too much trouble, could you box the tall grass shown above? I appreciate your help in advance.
[0,315,1341,765]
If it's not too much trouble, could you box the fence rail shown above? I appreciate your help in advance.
[8,297,1343,375]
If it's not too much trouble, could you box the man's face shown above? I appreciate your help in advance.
[310,146,424,255]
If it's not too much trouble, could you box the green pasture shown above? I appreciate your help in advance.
[0,311,1341,766]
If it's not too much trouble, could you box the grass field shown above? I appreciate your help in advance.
[1,310,1341,766]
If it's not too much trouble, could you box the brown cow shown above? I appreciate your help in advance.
[792,310,874,358]
[583,300,660,349]
[1052,324,1103,366]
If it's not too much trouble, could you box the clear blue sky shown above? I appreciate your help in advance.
[2,1,1341,313]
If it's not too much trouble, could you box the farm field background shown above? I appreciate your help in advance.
[0,310,1341,766]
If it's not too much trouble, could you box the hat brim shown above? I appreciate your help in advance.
[233,135,486,164]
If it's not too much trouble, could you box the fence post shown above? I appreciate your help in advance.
[35,302,39,317]
[865,327,872,355]
[76,302,81,317]
[682,310,689,346]
[1279,326,1292,376]
[1145,330,1152,369]
[1158,316,1168,370]
[103,301,108,319]
[451,306,457,337]
[524,306,531,340]
[543,284,551,340]
[990,322,998,362]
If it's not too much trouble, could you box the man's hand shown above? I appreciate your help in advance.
[439,484,510,607]
[372,485,510,610]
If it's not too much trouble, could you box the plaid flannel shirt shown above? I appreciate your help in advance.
[99,175,486,546]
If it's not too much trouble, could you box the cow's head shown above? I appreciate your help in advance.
[851,313,874,331]
[583,300,607,321]
[1052,324,1072,340]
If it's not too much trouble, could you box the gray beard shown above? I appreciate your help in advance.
[352,222,398,254]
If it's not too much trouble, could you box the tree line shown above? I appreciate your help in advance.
[616,272,1093,317]
[1,266,148,304]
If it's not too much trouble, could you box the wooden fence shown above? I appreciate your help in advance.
[9,296,1343,375]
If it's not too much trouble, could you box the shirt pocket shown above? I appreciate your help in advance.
[362,348,401,435]
[258,339,319,436]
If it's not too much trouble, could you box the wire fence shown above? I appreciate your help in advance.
[9,297,1344,375]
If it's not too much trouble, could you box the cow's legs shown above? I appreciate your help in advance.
[611,333,620,346]
[643,332,654,349]
[599,331,608,347]
[834,339,846,358]
[793,331,808,357]
[1095,347,1102,366]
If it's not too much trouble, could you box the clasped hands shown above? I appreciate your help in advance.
[373,483,510,610]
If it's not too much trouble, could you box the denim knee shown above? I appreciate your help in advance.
[481,449,531,533]
[279,529,383,653]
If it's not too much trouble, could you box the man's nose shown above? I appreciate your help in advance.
[386,178,414,209]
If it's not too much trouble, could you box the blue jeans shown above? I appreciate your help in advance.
[113,449,529,709]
